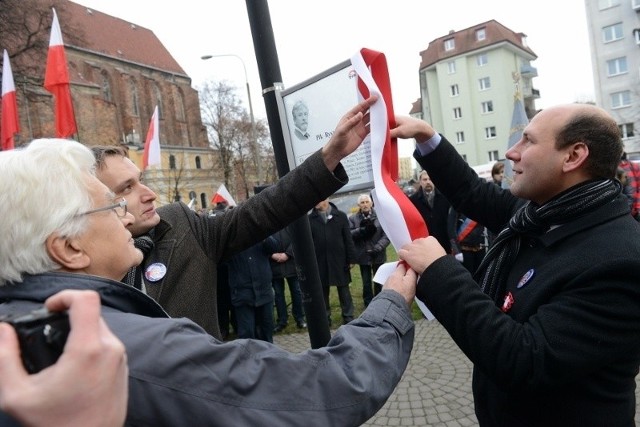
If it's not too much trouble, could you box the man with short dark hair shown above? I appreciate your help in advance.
[92,97,364,338]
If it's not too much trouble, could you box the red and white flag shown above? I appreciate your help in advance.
[211,183,237,207]
[44,8,77,138]
[143,105,161,169]
[351,48,433,319]
[1,50,19,151]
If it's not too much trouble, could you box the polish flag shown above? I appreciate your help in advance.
[44,8,77,138]
[211,184,236,206]
[143,105,161,169]
[1,50,19,151]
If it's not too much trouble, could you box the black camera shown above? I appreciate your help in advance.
[1,307,70,374]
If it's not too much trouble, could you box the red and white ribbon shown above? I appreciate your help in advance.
[351,48,428,252]
[351,48,433,319]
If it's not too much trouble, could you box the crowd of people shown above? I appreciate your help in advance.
[1,93,639,426]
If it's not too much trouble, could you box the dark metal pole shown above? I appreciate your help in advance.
[245,0,331,348]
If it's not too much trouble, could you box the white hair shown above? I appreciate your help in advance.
[358,194,372,203]
[0,139,96,285]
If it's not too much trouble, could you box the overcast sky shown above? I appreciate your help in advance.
[73,0,595,157]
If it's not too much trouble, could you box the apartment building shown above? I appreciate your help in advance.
[415,20,539,166]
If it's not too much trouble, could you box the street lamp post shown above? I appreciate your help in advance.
[201,54,261,185]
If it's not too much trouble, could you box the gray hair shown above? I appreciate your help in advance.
[0,139,95,285]
[357,194,372,204]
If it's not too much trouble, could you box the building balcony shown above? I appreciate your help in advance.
[520,64,538,78]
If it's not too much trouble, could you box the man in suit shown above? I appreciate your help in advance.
[409,170,452,253]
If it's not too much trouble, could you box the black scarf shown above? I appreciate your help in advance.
[474,179,621,305]
[123,233,155,290]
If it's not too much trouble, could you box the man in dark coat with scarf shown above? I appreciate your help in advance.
[309,199,357,325]
[391,104,640,427]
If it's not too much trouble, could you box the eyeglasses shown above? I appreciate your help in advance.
[78,198,128,218]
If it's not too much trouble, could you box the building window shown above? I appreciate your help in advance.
[485,126,497,139]
[200,193,208,209]
[169,154,176,169]
[479,77,491,91]
[444,38,455,51]
[101,71,112,102]
[598,0,620,9]
[195,156,202,169]
[447,60,456,74]
[476,53,488,66]
[130,80,139,116]
[619,123,635,139]
[455,131,465,143]
[611,90,631,108]
[488,150,500,161]
[453,107,462,119]
[174,87,186,121]
[476,28,486,41]
[602,23,623,43]
[450,84,459,96]
[481,100,494,114]
[153,84,163,119]
[607,57,628,76]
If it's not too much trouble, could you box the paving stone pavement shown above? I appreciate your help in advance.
[274,318,640,427]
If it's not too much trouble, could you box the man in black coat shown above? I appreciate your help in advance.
[269,227,306,332]
[409,170,452,254]
[309,199,356,325]
[391,104,640,426]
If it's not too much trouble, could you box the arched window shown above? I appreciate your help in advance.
[154,84,163,119]
[174,86,186,121]
[169,154,176,169]
[101,71,112,102]
[200,193,208,209]
[195,156,201,169]
[130,80,139,116]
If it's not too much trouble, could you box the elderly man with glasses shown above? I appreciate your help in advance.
[0,97,420,426]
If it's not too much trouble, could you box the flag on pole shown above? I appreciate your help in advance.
[44,8,77,138]
[142,105,161,169]
[1,50,19,151]
[503,74,529,190]
[211,183,236,206]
